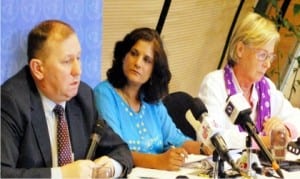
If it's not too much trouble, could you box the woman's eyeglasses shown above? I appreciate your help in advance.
[246,46,277,63]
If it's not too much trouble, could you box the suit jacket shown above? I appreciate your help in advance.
[1,66,133,178]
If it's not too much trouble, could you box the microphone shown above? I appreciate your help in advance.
[186,110,239,172]
[287,137,300,155]
[225,93,284,178]
[183,97,208,133]
[86,119,106,160]
[190,97,208,118]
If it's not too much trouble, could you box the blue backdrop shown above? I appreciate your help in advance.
[1,0,103,88]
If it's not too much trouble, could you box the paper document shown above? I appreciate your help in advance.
[184,154,208,164]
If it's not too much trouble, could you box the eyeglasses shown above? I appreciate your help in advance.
[246,45,277,63]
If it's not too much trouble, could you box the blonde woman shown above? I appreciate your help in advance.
[198,12,300,150]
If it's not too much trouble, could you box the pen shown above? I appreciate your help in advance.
[169,144,187,159]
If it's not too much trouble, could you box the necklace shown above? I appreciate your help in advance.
[118,89,140,112]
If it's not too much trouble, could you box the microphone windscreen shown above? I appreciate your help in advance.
[93,119,106,136]
[191,97,208,121]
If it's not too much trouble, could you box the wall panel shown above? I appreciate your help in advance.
[1,0,102,87]
[102,0,163,81]
[102,0,257,96]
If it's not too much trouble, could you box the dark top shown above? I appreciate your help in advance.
[1,66,133,178]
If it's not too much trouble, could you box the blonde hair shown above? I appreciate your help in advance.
[227,12,280,65]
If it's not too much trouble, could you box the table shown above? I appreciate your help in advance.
[128,153,300,179]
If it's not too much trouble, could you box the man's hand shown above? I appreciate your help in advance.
[93,155,115,177]
[61,160,96,179]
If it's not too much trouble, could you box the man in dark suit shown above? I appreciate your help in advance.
[1,20,133,178]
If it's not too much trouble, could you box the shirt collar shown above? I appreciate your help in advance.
[38,89,66,112]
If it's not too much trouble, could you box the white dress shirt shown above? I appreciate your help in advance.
[39,93,123,178]
[198,69,300,149]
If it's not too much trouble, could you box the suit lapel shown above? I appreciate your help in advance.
[67,101,83,158]
[30,90,52,167]
[66,100,90,159]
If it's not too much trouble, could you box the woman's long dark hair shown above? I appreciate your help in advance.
[107,27,171,103]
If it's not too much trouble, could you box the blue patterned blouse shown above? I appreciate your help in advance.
[94,81,191,154]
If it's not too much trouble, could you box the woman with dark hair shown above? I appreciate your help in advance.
[94,27,211,171]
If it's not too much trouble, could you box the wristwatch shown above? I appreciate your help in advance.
[200,142,205,154]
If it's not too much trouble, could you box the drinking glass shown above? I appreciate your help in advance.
[92,166,113,178]
[270,126,288,161]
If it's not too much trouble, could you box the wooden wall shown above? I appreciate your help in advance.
[101,0,299,107]
[102,0,257,96]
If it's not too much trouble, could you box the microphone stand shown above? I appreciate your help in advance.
[242,119,284,178]
[213,150,225,178]
[246,135,255,177]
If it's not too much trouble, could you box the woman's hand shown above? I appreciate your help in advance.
[201,143,213,155]
[182,140,213,155]
[263,117,286,136]
[156,147,188,171]
[262,117,290,148]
